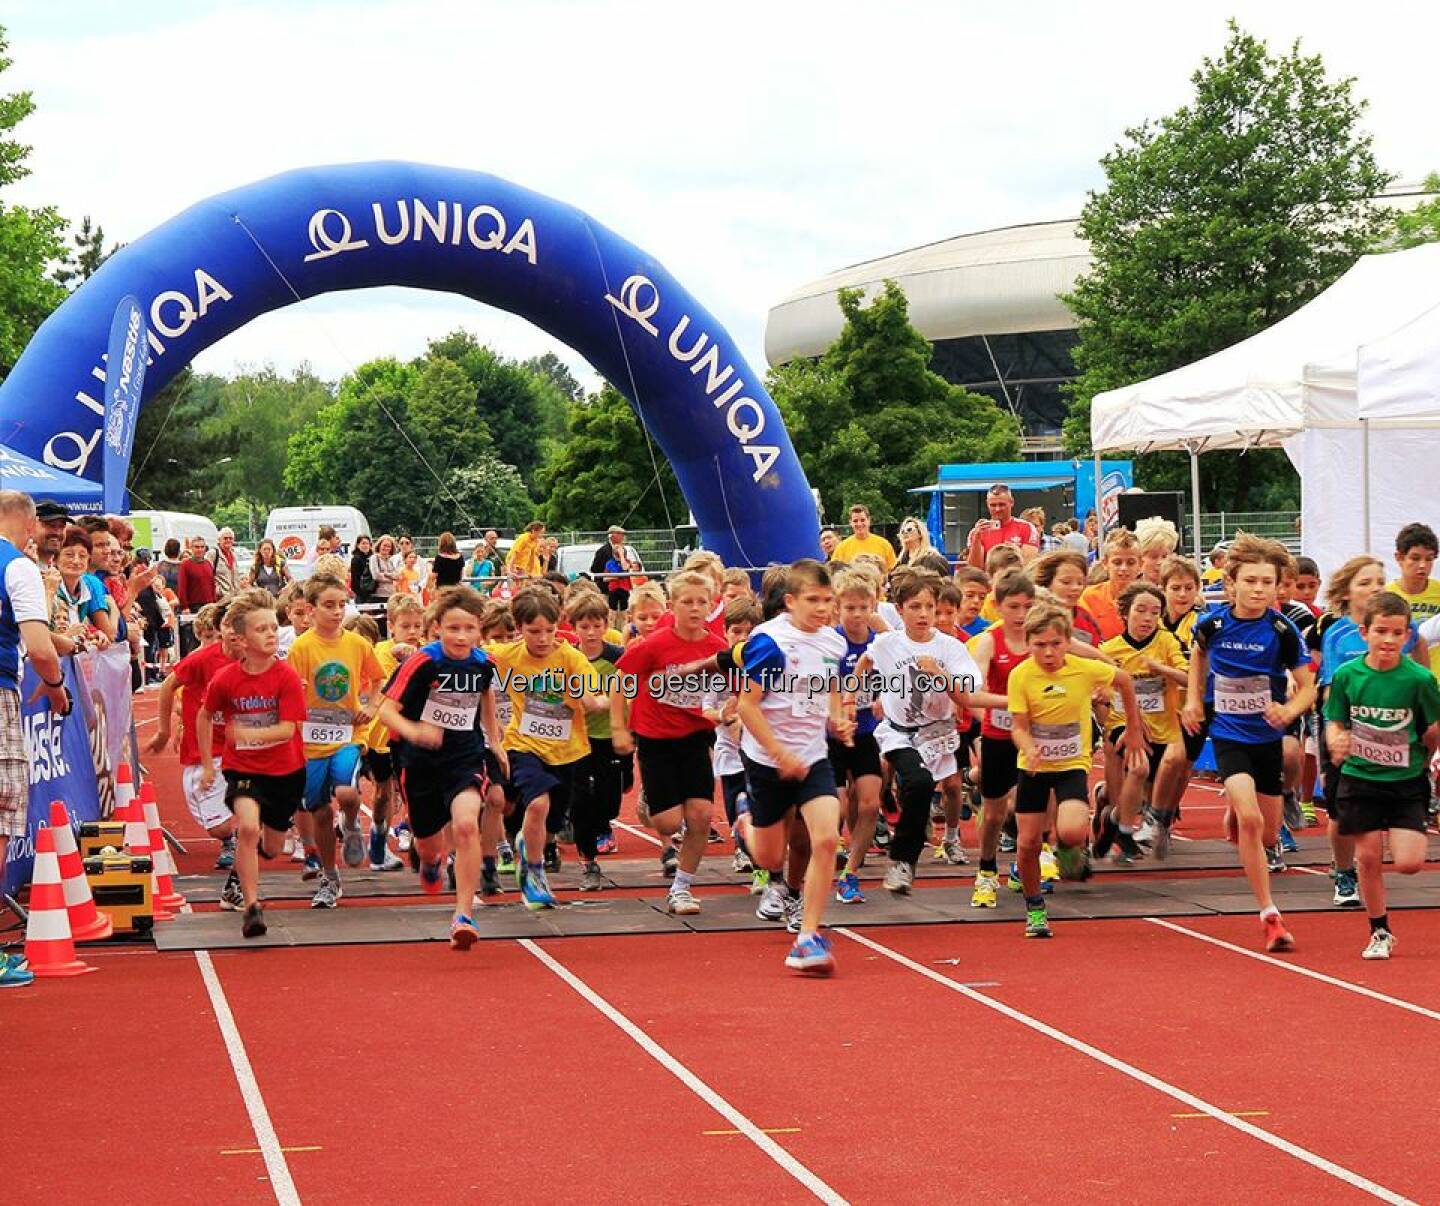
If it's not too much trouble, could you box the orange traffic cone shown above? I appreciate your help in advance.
[120,792,173,922]
[120,770,149,858]
[24,826,96,977]
[48,802,113,942]
[113,760,136,823]
[141,783,186,912]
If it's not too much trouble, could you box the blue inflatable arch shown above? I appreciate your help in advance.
[0,161,819,567]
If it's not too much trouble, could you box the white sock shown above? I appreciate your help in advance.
[944,825,959,843]
[672,869,694,893]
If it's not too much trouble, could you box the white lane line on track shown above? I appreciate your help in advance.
[518,939,847,1206]
[194,952,301,1206]
[835,927,1418,1206]
[612,820,664,848]
[1145,917,1440,1024]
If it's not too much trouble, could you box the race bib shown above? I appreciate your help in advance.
[1214,673,1270,716]
[233,712,282,751]
[494,691,513,727]
[518,698,573,743]
[989,708,1014,733]
[1033,721,1082,764]
[1350,720,1409,769]
[1134,676,1165,715]
[656,673,706,712]
[421,691,479,732]
[301,707,353,747]
[918,724,961,766]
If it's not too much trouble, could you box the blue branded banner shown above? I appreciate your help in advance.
[102,294,148,515]
[1,656,102,894]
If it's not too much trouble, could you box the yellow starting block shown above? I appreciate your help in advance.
[83,853,155,935]
[77,820,127,860]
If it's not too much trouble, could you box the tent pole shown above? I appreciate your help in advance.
[1092,449,1103,533]
[1188,444,1203,567]
[1361,418,1371,553]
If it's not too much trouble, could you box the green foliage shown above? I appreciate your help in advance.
[407,354,494,469]
[1062,22,1391,510]
[128,371,231,511]
[537,385,686,531]
[768,282,1019,522]
[207,366,331,512]
[443,459,534,532]
[54,215,114,289]
[1381,172,1440,251]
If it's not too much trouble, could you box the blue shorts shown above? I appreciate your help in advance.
[303,745,363,811]
[740,753,836,829]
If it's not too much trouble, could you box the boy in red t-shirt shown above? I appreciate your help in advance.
[148,602,240,903]
[612,571,728,915]
[198,595,308,939]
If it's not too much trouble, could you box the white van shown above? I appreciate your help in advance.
[130,510,219,554]
[264,506,371,578]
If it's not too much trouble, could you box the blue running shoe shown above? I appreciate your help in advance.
[496,842,515,874]
[1278,824,1300,854]
[513,837,529,891]
[522,864,556,911]
[301,853,322,882]
[450,914,479,950]
[834,871,865,904]
[1,955,35,988]
[784,932,835,975]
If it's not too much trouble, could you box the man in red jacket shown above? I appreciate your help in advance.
[178,536,217,655]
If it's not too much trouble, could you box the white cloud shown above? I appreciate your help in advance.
[4,0,1436,382]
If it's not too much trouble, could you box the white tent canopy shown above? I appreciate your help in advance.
[1090,243,1440,570]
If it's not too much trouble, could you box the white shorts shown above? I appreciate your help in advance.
[183,759,232,831]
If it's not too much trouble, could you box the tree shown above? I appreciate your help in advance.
[407,355,494,470]
[768,282,1020,521]
[128,370,232,511]
[537,385,686,531]
[1382,172,1440,250]
[0,27,67,380]
[1061,22,1392,510]
[206,365,331,514]
[54,215,114,289]
[443,459,534,533]
[523,351,586,403]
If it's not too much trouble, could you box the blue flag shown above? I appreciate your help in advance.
[102,294,148,514]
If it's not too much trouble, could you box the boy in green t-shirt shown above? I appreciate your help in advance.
[1323,592,1440,960]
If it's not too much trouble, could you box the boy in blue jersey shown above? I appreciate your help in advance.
[1184,536,1315,953]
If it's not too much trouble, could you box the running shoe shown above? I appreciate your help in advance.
[290,841,306,864]
[370,848,405,872]
[1299,799,1318,827]
[1134,810,1158,847]
[660,844,678,879]
[579,862,605,892]
[301,853,322,881]
[1151,816,1173,861]
[1024,905,1052,939]
[281,833,296,857]
[420,858,445,895]
[1278,824,1300,855]
[756,879,788,921]
[784,892,804,934]
[941,838,968,866]
[708,826,724,844]
[1040,845,1063,888]
[749,867,770,896]
[449,914,480,951]
[667,887,701,915]
[970,870,999,909]
[341,819,366,868]
[1054,843,1091,882]
[874,815,893,849]
[1265,845,1287,874]
[997,830,1017,855]
[215,835,236,870]
[394,822,414,852]
[1114,831,1144,864]
[218,870,244,912]
[497,842,515,874]
[481,865,504,897]
[1262,912,1294,952]
[1333,868,1362,908]
[1282,791,1304,832]
[3,951,28,972]
[310,872,341,909]
[784,932,836,975]
[241,904,267,940]
[543,842,562,874]
[883,861,914,895]
[596,832,618,856]
[522,865,557,911]
[0,954,35,988]
[835,871,865,904]
[732,848,753,874]
[513,837,530,890]
[1362,929,1396,960]
[1091,804,1118,860]
[1007,862,1023,893]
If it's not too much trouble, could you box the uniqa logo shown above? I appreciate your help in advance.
[302,200,538,266]
[604,275,781,483]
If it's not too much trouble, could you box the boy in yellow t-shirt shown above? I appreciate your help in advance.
[1387,522,1440,622]
[1008,602,1147,938]
[286,574,384,907]
[484,588,608,908]
[1096,583,1188,864]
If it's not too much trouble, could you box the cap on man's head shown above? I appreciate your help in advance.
[607,525,626,535]
[1210,541,1229,557]
[35,500,70,523]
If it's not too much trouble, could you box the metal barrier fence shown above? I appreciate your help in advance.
[1198,512,1301,555]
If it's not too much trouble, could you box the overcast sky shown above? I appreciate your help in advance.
[4,1,1437,389]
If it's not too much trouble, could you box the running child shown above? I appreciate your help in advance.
[703,597,761,888]
[612,570,728,914]
[1148,554,1207,856]
[734,560,853,974]
[285,574,385,908]
[1009,602,1147,938]
[1323,591,1440,959]
[1033,550,1105,646]
[1184,535,1315,952]
[1387,522,1440,622]
[357,598,425,871]
[829,569,884,903]
[954,568,992,639]
[197,595,307,939]
[480,602,518,883]
[624,582,668,646]
[378,587,505,948]
[1080,528,1142,641]
[566,592,627,892]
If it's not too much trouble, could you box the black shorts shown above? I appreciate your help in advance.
[1212,738,1284,797]
[507,751,576,834]
[224,768,305,836]
[720,769,748,824]
[364,747,394,784]
[828,731,882,784]
[1015,768,1088,815]
[483,748,514,799]
[635,731,716,814]
[608,587,630,613]
[1335,774,1429,836]
[1181,721,1209,764]
[741,752,836,829]
[1107,728,1168,782]
[399,764,488,840]
[979,735,1019,800]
